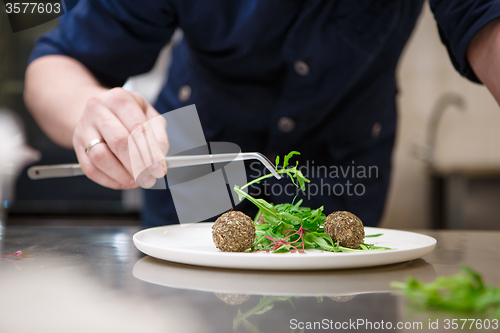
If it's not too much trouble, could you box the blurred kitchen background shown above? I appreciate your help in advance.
[1,3,499,229]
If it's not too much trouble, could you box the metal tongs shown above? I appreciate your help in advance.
[27,152,282,180]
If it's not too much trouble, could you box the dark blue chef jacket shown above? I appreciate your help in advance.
[29,0,500,227]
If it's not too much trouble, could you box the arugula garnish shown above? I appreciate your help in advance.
[392,266,500,318]
[234,152,389,253]
[237,151,309,193]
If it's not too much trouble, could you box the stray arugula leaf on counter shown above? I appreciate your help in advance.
[391,266,500,318]
[233,151,390,253]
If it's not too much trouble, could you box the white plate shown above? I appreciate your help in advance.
[133,223,436,270]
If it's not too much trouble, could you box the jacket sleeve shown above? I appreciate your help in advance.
[28,0,178,87]
[430,0,500,83]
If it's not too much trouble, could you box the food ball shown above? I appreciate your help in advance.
[324,211,365,249]
[214,293,250,305]
[212,211,256,252]
[329,295,356,303]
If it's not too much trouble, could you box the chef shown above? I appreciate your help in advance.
[24,0,500,227]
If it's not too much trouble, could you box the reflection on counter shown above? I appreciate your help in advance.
[0,257,208,333]
[133,256,437,296]
[133,257,437,332]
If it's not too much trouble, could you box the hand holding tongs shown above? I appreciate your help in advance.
[27,152,282,180]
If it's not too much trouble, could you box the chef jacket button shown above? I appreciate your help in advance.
[277,116,296,133]
[294,60,310,76]
[178,85,192,102]
[371,122,382,138]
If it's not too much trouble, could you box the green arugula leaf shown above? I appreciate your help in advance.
[283,151,299,169]
[234,152,390,254]
[233,296,281,330]
[392,266,500,318]
[365,233,383,238]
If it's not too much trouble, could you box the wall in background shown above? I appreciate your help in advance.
[381,3,500,229]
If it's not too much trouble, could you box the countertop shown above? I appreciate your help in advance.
[0,225,499,333]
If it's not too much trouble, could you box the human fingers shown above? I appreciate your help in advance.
[73,127,132,190]
[127,131,157,188]
[99,88,166,179]
[130,92,168,178]
[142,98,169,174]
[87,98,149,187]
[87,97,160,188]
[78,98,143,188]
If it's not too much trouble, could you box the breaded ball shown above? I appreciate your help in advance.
[214,293,251,305]
[324,211,365,249]
[212,211,256,252]
[329,295,356,303]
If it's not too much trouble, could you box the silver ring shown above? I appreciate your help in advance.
[85,138,106,156]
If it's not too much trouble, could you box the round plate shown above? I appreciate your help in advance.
[133,223,436,270]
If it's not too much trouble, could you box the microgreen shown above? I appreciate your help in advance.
[232,295,322,333]
[233,296,294,332]
[234,152,390,253]
[238,151,310,192]
[0,250,34,259]
[392,266,500,318]
[1,250,35,270]
[0,250,23,258]
[265,226,309,252]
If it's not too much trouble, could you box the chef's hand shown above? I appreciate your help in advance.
[73,87,169,189]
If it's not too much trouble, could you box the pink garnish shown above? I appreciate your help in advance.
[1,250,34,270]
[1,250,22,258]
[265,226,308,253]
